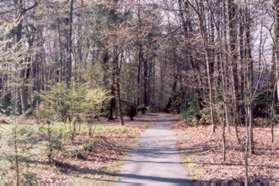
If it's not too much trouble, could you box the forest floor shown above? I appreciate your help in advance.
[1,113,278,184]
[173,120,279,182]
[0,114,159,184]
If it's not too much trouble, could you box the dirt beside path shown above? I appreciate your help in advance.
[174,122,279,182]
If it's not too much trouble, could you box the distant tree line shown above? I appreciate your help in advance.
[0,0,278,154]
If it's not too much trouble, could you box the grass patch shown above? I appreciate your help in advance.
[181,154,205,180]
[0,121,144,184]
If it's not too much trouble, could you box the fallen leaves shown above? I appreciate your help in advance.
[174,122,279,182]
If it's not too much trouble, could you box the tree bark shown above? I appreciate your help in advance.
[67,0,74,86]
[244,5,254,154]
[115,51,124,125]
[228,0,239,132]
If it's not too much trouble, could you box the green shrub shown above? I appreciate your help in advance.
[84,88,112,118]
[253,91,272,118]
[0,102,16,115]
[83,143,94,152]
[181,96,201,124]
[36,83,69,121]
[165,91,184,113]
[199,107,211,124]
[170,95,183,113]
[36,83,111,122]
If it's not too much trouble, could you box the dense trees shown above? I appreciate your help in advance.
[0,0,277,165]
[0,0,279,184]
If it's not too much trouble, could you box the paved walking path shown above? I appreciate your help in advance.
[116,117,190,186]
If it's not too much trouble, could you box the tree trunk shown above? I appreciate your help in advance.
[271,46,276,144]
[245,6,254,154]
[143,58,149,107]
[137,1,143,106]
[109,78,116,120]
[15,0,24,115]
[239,8,246,124]
[199,0,216,132]
[67,0,74,86]
[273,0,279,145]
[115,51,124,125]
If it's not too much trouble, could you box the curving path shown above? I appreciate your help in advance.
[116,117,191,186]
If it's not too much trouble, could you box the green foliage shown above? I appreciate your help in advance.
[0,103,14,115]
[36,83,69,121]
[39,121,84,148]
[82,61,106,88]
[36,83,111,122]
[199,107,212,124]
[170,94,183,113]
[83,142,94,152]
[166,91,184,113]
[181,96,200,124]
[8,127,35,152]
[254,91,272,105]
[38,123,71,157]
[85,88,111,116]
[253,91,272,117]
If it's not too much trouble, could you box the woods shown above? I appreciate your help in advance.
[0,0,279,184]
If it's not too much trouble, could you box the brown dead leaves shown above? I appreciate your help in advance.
[174,122,279,181]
